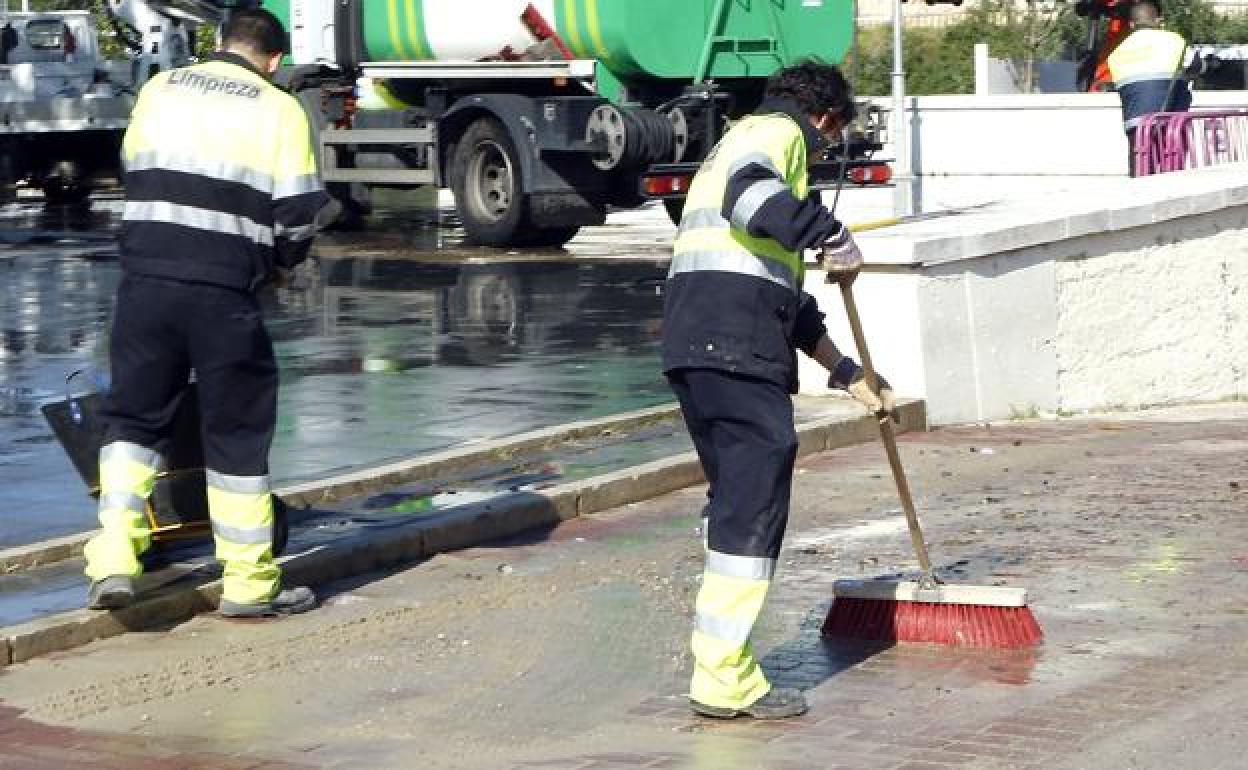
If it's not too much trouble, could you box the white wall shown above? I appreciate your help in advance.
[799,167,1248,424]
[867,92,1248,177]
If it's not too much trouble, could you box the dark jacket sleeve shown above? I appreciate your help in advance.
[273,191,333,269]
[721,162,843,252]
[793,291,828,356]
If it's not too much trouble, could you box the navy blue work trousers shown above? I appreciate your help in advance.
[667,368,798,559]
[101,273,278,476]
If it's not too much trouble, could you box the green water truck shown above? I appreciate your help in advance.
[264,0,885,247]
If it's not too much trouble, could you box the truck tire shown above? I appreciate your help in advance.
[41,161,89,206]
[450,117,528,246]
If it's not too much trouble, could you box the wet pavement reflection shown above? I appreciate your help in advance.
[0,198,671,549]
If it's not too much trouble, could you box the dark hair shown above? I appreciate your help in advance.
[221,9,288,56]
[1130,0,1161,24]
[764,59,856,124]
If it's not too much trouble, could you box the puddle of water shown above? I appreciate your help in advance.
[0,200,672,549]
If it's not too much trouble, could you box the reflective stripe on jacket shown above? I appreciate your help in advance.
[120,53,330,291]
[1108,28,1189,130]
[661,99,841,391]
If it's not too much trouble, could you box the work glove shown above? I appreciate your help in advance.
[828,355,896,417]
[820,226,863,285]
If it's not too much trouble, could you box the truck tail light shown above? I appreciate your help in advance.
[642,173,692,197]
[848,163,892,185]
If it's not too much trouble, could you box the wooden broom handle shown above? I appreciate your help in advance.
[838,282,934,576]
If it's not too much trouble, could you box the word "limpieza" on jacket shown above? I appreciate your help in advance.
[166,70,261,99]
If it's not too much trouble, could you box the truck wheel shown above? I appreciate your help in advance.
[41,161,89,206]
[450,117,527,246]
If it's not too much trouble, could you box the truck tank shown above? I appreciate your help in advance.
[268,0,853,95]
[264,0,879,249]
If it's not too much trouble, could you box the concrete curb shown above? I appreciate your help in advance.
[0,404,682,575]
[0,401,924,668]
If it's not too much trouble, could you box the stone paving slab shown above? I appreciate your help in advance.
[0,403,1243,769]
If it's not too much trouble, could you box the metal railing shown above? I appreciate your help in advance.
[1134,109,1248,176]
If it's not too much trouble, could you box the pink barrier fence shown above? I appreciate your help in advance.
[1133,109,1248,177]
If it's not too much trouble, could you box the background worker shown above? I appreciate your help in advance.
[84,9,334,617]
[1109,0,1216,175]
[662,59,894,720]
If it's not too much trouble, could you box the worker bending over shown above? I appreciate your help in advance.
[85,9,333,617]
[662,60,894,720]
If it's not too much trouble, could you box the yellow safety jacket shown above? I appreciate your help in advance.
[662,98,844,391]
[1108,28,1190,130]
[120,53,329,291]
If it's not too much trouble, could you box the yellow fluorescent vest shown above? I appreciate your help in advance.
[671,113,809,293]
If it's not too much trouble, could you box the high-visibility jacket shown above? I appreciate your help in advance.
[120,52,329,292]
[1108,27,1190,130]
[661,98,844,392]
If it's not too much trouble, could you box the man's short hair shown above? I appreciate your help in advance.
[1130,0,1161,25]
[764,59,856,124]
[221,9,288,56]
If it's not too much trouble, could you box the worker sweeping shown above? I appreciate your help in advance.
[84,9,334,617]
[662,59,893,720]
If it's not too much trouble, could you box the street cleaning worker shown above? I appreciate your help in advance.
[84,9,334,617]
[662,59,894,720]
[1109,0,1216,175]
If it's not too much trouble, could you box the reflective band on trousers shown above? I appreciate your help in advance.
[212,520,272,545]
[124,201,274,246]
[694,612,755,645]
[206,469,271,494]
[669,249,797,292]
[729,178,789,232]
[98,490,147,516]
[100,441,165,471]
[706,549,776,581]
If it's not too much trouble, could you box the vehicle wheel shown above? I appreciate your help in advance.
[450,117,528,246]
[663,198,685,226]
[517,226,579,248]
[41,162,89,206]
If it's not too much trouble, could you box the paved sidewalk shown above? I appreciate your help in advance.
[0,403,1245,769]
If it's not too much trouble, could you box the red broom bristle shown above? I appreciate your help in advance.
[822,598,1043,648]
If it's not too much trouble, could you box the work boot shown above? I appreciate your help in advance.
[87,575,135,610]
[690,687,808,720]
[219,586,317,618]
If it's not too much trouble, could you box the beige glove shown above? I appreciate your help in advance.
[820,226,863,285]
[829,356,896,415]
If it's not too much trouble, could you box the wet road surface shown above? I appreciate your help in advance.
[1,403,1244,769]
[0,196,673,549]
